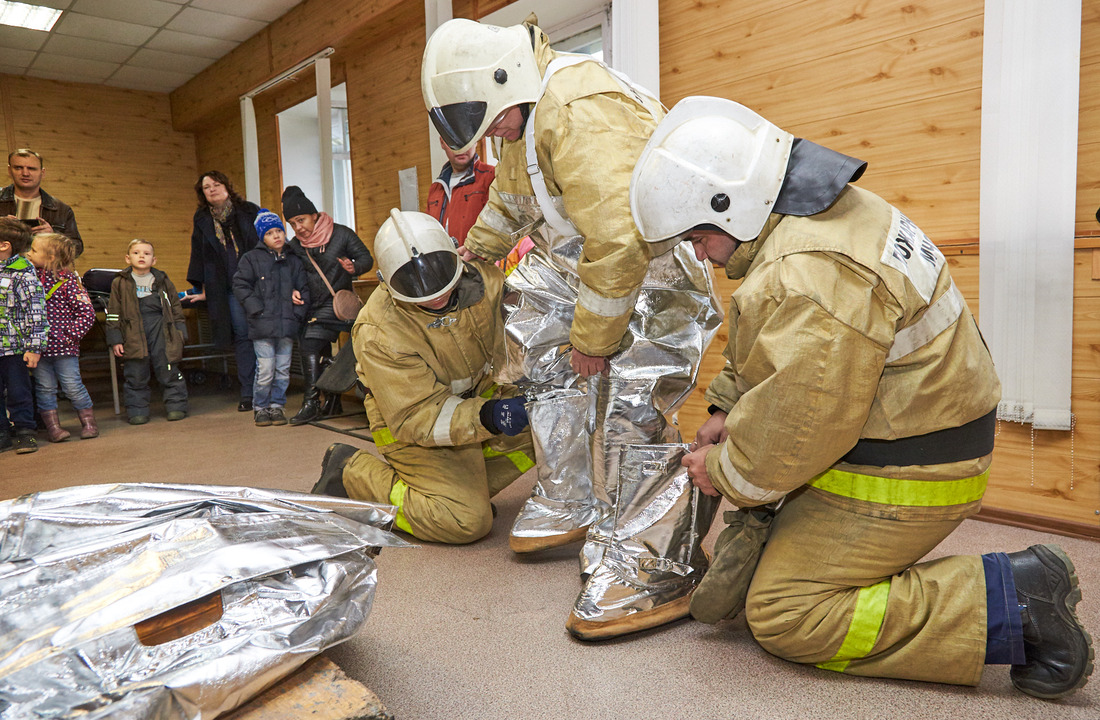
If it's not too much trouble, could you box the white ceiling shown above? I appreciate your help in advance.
[0,0,303,93]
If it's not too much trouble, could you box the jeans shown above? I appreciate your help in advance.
[228,294,256,400]
[253,337,293,409]
[34,355,93,411]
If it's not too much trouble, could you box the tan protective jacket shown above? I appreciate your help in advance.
[463,24,662,357]
[703,186,1001,520]
[353,262,512,449]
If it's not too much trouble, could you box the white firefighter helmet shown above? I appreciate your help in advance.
[375,209,462,304]
[630,96,794,243]
[422,18,542,153]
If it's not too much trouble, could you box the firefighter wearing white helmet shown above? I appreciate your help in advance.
[422,16,723,640]
[311,210,534,545]
[631,96,1092,699]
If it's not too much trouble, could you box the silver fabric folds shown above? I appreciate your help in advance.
[501,190,723,548]
[572,444,719,625]
[0,483,411,720]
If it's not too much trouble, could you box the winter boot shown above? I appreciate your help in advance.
[290,353,323,426]
[311,443,358,497]
[13,428,38,454]
[566,443,719,641]
[509,390,603,553]
[1008,544,1094,698]
[39,409,70,443]
[76,407,99,439]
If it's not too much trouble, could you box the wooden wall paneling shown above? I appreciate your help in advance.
[862,160,979,240]
[661,0,981,105]
[171,29,275,133]
[266,0,406,72]
[787,89,982,177]
[987,376,1100,528]
[193,104,247,200]
[344,3,432,252]
[0,74,197,282]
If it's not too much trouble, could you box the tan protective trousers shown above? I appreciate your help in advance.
[745,488,988,686]
[341,433,534,544]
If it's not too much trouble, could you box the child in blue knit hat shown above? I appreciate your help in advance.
[232,210,310,426]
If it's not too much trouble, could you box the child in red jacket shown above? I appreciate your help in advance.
[26,233,97,440]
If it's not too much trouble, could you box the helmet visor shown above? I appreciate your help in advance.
[429,101,487,151]
[389,250,460,301]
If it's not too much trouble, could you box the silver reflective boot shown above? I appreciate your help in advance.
[567,444,719,641]
[509,390,604,553]
[579,375,680,575]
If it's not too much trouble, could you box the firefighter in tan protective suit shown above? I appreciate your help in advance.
[312,210,533,545]
[630,96,1093,699]
[422,17,723,639]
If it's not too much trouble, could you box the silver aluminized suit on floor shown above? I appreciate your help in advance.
[703,185,1002,684]
[462,24,722,635]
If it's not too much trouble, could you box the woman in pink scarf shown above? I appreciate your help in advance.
[282,185,373,425]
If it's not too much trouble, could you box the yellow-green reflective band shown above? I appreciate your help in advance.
[809,468,988,507]
[373,427,396,446]
[483,444,535,473]
[388,478,414,535]
[480,384,498,399]
[817,579,891,673]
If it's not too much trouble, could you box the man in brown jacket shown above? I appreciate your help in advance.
[630,96,1092,699]
[1,149,82,256]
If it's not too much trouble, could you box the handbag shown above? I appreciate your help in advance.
[303,250,363,321]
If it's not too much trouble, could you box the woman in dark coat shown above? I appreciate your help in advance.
[282,185,373,425]
[184,171,260,411]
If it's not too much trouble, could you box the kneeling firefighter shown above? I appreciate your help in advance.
[312,210,534,545]
[422,16,724,638]
[630,95,1093,699]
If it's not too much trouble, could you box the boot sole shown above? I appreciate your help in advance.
[1014,545,1095,699]
[509,525,591,554]
[566,591,693,641]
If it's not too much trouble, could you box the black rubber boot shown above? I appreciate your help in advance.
[290,353,323,426]
[311,443,358,497]
[1008,544,1095,698]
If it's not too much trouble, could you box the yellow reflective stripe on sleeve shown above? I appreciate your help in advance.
[480,384,498,399]
[808,468,988,507]
[388,478,414,535]
[817,579,891,673]
[483,444,536,473]
[373,427,395,446]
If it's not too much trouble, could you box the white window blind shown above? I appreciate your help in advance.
[978,0,1081,431]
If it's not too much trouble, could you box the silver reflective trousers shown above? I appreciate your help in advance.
[495,190,722,629]
[0,484,411,719]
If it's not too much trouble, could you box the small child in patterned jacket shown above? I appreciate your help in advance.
[0,217,48,454]
[27,233,98,441]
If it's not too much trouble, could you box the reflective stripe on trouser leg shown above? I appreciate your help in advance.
[388,479,413,535]
[572,444,718,627]
[344,440,496,544]
[816,580,890,672]
[746,488,987,686]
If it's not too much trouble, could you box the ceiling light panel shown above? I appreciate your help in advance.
[0,1,62,32]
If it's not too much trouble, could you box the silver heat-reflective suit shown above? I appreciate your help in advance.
[471,48,723,626]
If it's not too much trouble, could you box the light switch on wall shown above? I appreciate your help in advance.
[398,167,419,212]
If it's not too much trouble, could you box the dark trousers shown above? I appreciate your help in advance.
[0,353,34,433]
[122,330,188,418]
[228,295,255,400]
